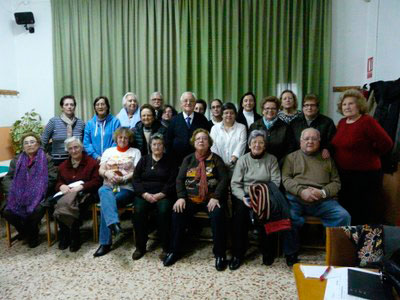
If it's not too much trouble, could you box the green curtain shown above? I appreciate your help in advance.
[52,0,331,120]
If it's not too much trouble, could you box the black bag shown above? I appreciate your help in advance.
[382,248,400,296]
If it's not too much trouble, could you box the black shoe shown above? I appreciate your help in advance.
[93,245,111,257]
[286,253,299,267]
[229,256,242,271]
[262,254,275,266]
[69,239,81,252]
[163,253,179,267]
[28,237,40,248]
[132,249,146,260]
[109,223,122,237]
[58,238,70,250]
[69,223,80,252]
[215,256,227,271]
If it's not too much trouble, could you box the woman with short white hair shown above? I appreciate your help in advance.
[117,92,141,129]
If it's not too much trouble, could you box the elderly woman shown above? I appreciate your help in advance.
[41,95,85,165]
[1,133,57,248]
[132,134,177,260]
[54,137,102,252]
[160,104,177,128]
[84,96,121,161]
[236,92,262,129]
[331,89,393,225]
[210,102,247,173]
[117,92,141,128]
[93,128,141,257]
[250,96,295,163]
[133,104,167,156]
[163,129,229,271]
[230,130,290,270]
[277,90,301,124]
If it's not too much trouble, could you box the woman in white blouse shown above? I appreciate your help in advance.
[210,102,247,174]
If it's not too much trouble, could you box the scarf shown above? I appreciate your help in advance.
[195,150,211,202]
[262,117,278,130]
[6,148,49,218]
[117,145,130,152]
[117,107,141,129]
[60,113,77,137]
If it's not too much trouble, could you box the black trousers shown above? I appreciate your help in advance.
[3,205,45,240]
[169,200,226,257]
[339,169,384,225]
[133,196,173,252]
[231,196,276,258]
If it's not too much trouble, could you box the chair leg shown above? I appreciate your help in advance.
[45,209,52,247]
[92,204,99,243]
[5,220,12,247]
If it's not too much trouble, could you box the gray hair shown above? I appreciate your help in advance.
[180,91,197,102]
[150,91,163,100]
[300,128,321,140]
[64,136,83,151]
[122,92,138,106]
[248,130,267,146]
[149,133,165,146]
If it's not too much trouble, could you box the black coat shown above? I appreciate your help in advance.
[133,120,167,156]
[236,110,262,130]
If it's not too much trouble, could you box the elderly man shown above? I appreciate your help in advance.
[150,91,164,120]
[282,128,350,266]
[166,91,210,165]
[291,94,336,158]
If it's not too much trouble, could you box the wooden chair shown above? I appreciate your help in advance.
[92,202,135,243]
[325,227,358,266]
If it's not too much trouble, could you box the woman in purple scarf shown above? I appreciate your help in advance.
[1,133,57,248]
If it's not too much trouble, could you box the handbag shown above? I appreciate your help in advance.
[381,248,400,297]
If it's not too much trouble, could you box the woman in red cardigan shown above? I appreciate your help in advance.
[331,89,393,225]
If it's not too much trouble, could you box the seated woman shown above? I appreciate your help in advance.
[249,96,295,163]
[163,129,229,271]
[84,96,121,161]
[41,95,85,165]
[230,130,283,270]
[133,104,167,156]
[1,133,57,248]
[132,134,177,260]
[54,137,102,252]
[93,128,141,257]
[210,102,247,174]
[117,92,141,129]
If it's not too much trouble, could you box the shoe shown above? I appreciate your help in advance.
[215,256,227,271]
[58,238,70,250]
[132,249,146,260]
[109,223,122,237]
[286,253,299,267]
[69,223,81,252]
[163,253,179,267]
[229,256,242,271]
[262,254,275,266]
[93,245,111,257]
[28,237,40,248]
[58,223,71,250]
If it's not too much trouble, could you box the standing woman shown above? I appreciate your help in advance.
[210,102,247,173]
[83,96,121,161]
[132,134,177,260]
[1,133,57,248]
[236,92,262,130]
[160,105,177,128]
[117,92,141,129]
[331,89,393,225]
[93,128,141,257]
[41,95,85,165]
[250,96,295,164]
[277,90,301,124]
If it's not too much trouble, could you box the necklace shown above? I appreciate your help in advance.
[151,156,161,170]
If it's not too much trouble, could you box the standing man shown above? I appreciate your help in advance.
[282,128,350,266]
[166,91,211,165]
[291,94,336,158]
[209,99,223,128]
[150,91,164,120]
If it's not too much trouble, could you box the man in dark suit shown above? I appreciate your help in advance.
[166,91,211,165]
[150,91,164,120]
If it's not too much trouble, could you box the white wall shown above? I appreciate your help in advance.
[330,0,400,123]
[0,0,54,127]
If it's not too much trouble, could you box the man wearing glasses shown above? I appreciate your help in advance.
[150,91,164,120]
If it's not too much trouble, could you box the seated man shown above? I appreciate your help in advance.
[282,128,350,265]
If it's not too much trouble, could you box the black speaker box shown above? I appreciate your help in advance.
[14,12,35,25]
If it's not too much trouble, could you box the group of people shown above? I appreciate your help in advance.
[1,88,393,272]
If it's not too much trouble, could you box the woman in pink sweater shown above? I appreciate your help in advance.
[331,89,393,225]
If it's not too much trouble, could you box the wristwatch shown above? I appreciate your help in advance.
[321,189,327,199]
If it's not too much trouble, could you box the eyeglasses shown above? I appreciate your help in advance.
[301,137,319,142]
[152,98,162,101]
[23,140,37,145]
[303,104,317,108]
[211,105,221,109]
[195,137,208,141]
[263,107,277,111]
[95,103,106,107]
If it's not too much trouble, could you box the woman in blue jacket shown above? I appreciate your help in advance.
[83,96,121,161]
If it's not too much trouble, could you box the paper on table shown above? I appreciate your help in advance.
[300,265,337,279]
[53,180,85,198]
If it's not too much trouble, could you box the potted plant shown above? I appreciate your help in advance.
[10,110,44,154]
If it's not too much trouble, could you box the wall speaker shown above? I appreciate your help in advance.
[14,12,35,33]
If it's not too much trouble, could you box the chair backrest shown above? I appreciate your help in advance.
[325,227,357,266]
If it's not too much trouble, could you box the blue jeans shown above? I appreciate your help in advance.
[98,186,134,245]
[284,193,351,254]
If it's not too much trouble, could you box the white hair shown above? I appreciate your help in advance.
[122,92,138,106]
[300,128,321,140]
[248,130,266,146]
[180,91,197,102]
[150,91,163,100]
[64,136,83,151]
